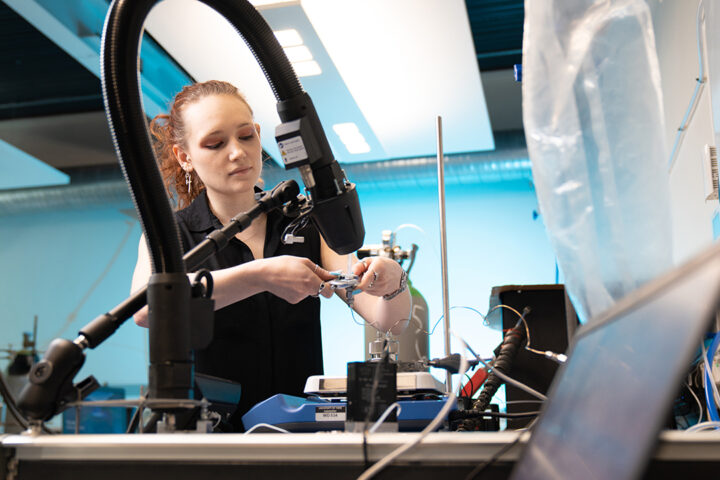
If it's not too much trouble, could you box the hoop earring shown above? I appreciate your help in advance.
[185,171,192,194]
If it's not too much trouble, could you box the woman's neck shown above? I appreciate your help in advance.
[205,189,257,226]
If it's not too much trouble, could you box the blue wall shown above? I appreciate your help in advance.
[1,202,147,392]
[1,178,556,403]
[320,180,557,376]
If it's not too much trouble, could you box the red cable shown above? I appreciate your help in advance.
[461,368,489,397]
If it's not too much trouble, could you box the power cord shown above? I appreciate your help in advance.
[362,339,392,468]
[356,332,470,480]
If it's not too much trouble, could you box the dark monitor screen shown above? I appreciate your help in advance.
[511,242,720,480]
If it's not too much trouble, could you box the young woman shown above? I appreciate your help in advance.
[131,80,410,428]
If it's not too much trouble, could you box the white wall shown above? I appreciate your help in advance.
[651,0,719,263]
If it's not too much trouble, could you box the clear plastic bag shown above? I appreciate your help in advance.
[522,0,674,322]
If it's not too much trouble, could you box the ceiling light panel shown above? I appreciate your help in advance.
[333,123,371,154]
[292,60,322,77]
[283,45,313,63]
[274,29,304,47]
[301,0,494,158]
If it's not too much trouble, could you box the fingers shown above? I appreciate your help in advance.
[319,281,333,298]
[356,261,379,291]
[315,265,337,282]
[352,257,372,276]
[355,257,401,296]
[310,280,333,299]
[134,306,149,328]
[306,261,334,299]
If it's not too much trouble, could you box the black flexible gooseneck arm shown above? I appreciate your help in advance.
[17,181,300,422]
[18,0,365,425]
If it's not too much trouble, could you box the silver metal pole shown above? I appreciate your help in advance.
[436,116,452,393]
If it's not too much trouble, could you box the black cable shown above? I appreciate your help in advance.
[191,269,214,298]
[474,318,527,412]
[362,429,370,469]
[453,410,539,420]
[125,394,148,434]
[463,372,474,398]
[141,411,162,433]
[362,341,391,467]
[0,370,53,434]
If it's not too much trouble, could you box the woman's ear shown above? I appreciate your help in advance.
[172,144,192,172]
[254,123,261,138]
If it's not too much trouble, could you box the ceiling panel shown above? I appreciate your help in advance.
[0,0,527,185]
[465,0,524,71]
[0,1,102,120]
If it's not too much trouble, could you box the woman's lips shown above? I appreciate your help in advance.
[229,166,251,176]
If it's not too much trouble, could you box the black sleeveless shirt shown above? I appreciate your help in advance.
[175,189,324,427]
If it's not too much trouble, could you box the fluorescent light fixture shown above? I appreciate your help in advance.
[333,122,361,137]
[274,28,303,47]
[292,60,322,77]
[333,122,371,154]
[344,140,370,154]
[283,45,313,62]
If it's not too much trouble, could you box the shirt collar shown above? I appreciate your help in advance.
[181,187,285,235]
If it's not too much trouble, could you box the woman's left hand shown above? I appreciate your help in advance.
[352,256,404,297]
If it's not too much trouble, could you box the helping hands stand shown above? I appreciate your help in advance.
[16,181,301,430]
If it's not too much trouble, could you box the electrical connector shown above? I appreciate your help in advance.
[283,233,305,244]
[544,351,567,364]
[427,354,478,374]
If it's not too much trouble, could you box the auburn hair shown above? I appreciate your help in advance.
[148,80,254,209]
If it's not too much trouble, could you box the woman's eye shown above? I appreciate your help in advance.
[206,142,222,149]
[239,134,253,141]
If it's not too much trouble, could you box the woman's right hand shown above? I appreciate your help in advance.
[257,256,336,304]
[134,305,149,328]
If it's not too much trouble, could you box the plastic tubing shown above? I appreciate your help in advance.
[704,331,720,422]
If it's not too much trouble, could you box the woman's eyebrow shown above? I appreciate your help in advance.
[201,123,252,139]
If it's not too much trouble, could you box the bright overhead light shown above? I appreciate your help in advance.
[344,140,371,154]
[283,45,313,63]
[274,29,303,47]
[333,122,361,137]
[333,122,371,154]
[292,60,322,77]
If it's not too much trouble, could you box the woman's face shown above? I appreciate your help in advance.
[176,94,262,200]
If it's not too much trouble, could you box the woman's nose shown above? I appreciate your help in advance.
[228,138,246,161]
